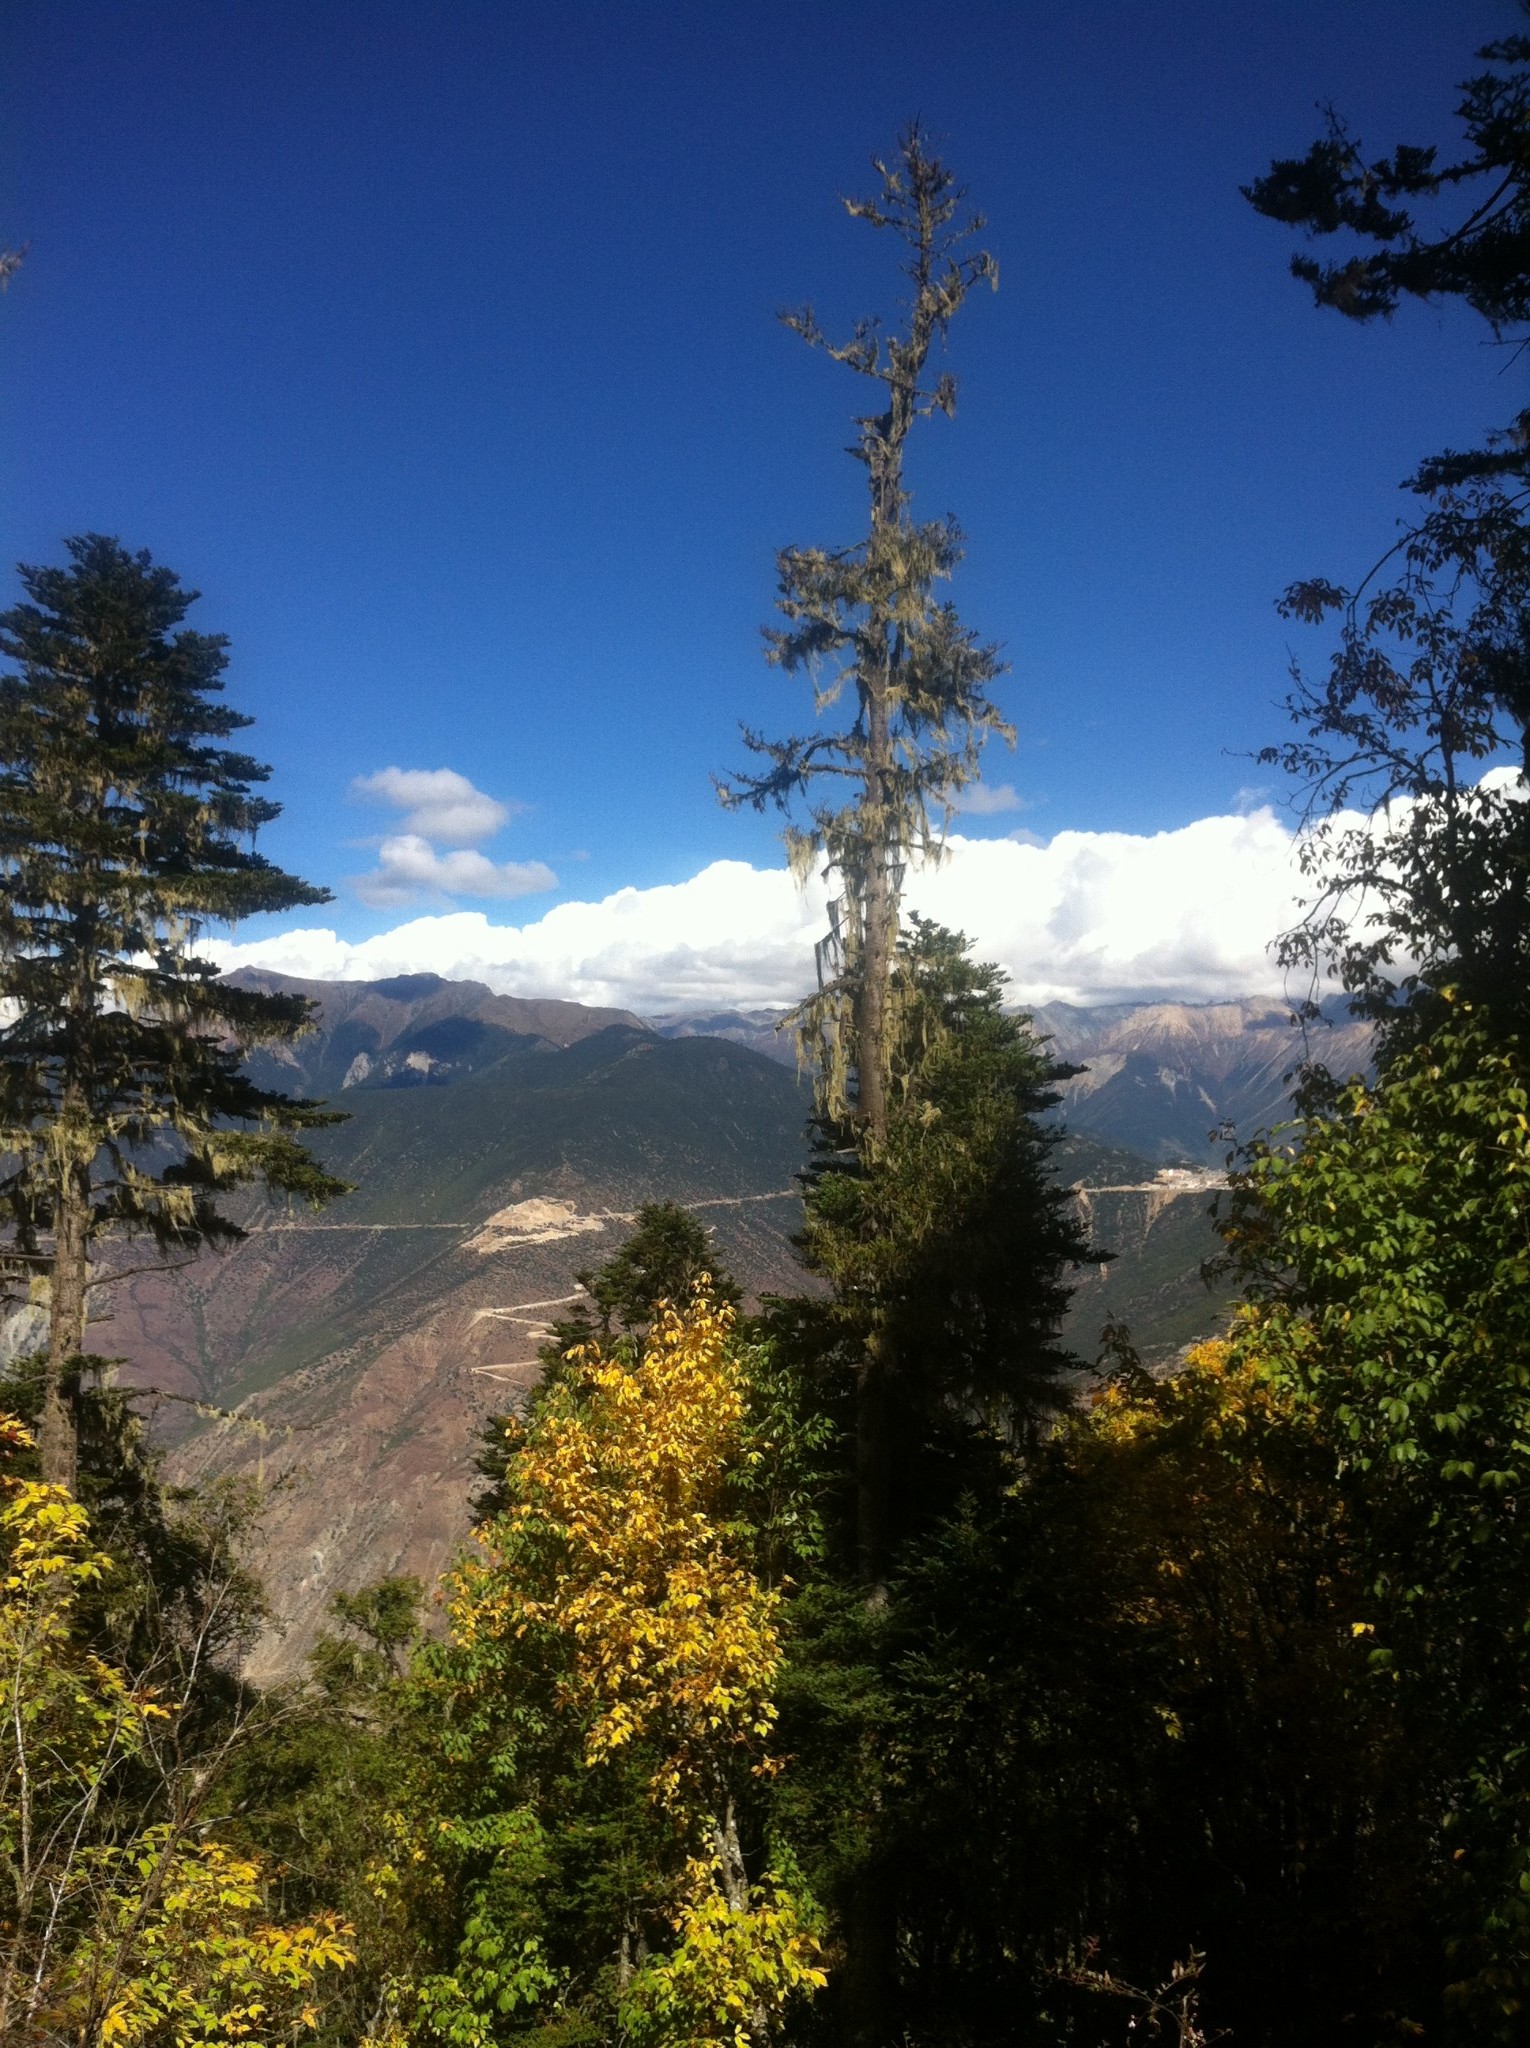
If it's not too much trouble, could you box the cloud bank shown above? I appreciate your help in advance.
[211,805,1310,1012]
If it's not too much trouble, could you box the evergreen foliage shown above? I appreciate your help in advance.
[0,536,349,1484]
[756,920,1093,2045]
[547,1200,743,1358]
[781,917,1092,1566]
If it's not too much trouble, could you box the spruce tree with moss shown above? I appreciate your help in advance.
[721,123,1008,1600]
[0,535,349,1486]
[721,121,1005,1148]
[766,922,1093,2046]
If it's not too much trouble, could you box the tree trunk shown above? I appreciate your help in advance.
[712,1792,771,2048]
[712,1791,750,1914]
[851,597,897,1592]
[854,400,900,1157]
[855,802,893,1149]
[40,1165,87,1490]
[841,1855,895,2048]
[855,1338,893,1603]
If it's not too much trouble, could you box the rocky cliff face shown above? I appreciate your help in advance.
[1064,1167,1231,1369]
[1037,997,1372,1164]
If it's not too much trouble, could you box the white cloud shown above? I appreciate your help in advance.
[956,779,1028,816]
[346,767,552,906]
[351,766,514,845]
[213,804,1317,1012]
[351,835,557,908]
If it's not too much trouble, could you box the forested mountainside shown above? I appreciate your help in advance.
[656,994,1374,1160]
[27,972,1317,1675]
[86,994,815,1676]
[0,974,1348,1673]
[230,967,648,1093]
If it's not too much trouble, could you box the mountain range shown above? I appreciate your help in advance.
[3,974,1371,1677]
[653,996,1373,1164]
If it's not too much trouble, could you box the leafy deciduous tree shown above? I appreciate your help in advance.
[1245,12,1529,488]
[1247,18,1530,1054]
[397,1293,825,2046]
[1222,1000,1530,2029]
[472,1201,743,1524]
[0,1414,354,2045]
[1262,494,1530,1048]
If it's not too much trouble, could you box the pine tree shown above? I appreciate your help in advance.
[791,918,1091,1562]
[0,535,349,1486]
[764,923,1092,2046]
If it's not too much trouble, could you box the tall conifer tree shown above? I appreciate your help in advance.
[722,121,1006,1146]
[722,125,1009,1600]
[0,535,348,1485]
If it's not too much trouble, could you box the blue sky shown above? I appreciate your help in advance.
[1,2,1520,1003]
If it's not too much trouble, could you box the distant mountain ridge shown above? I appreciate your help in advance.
[1037,997,1372,1164]
[231,969,647,1096]
[652,995,1374,1164]
[115,977,814,1675]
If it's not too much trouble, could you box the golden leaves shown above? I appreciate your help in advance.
[451,1292,782,1807]
[440,1296,826,2040]
[0,1414,355,2043]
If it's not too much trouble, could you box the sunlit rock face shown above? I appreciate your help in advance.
[1037,996,1372,1165]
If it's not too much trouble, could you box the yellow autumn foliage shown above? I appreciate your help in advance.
[449,1291,783,1806]
[618,1856,828,2048]
[0,1414,354,2045]
[444,1292,825,2044]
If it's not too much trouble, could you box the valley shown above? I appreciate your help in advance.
[15,973,1368,1676]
